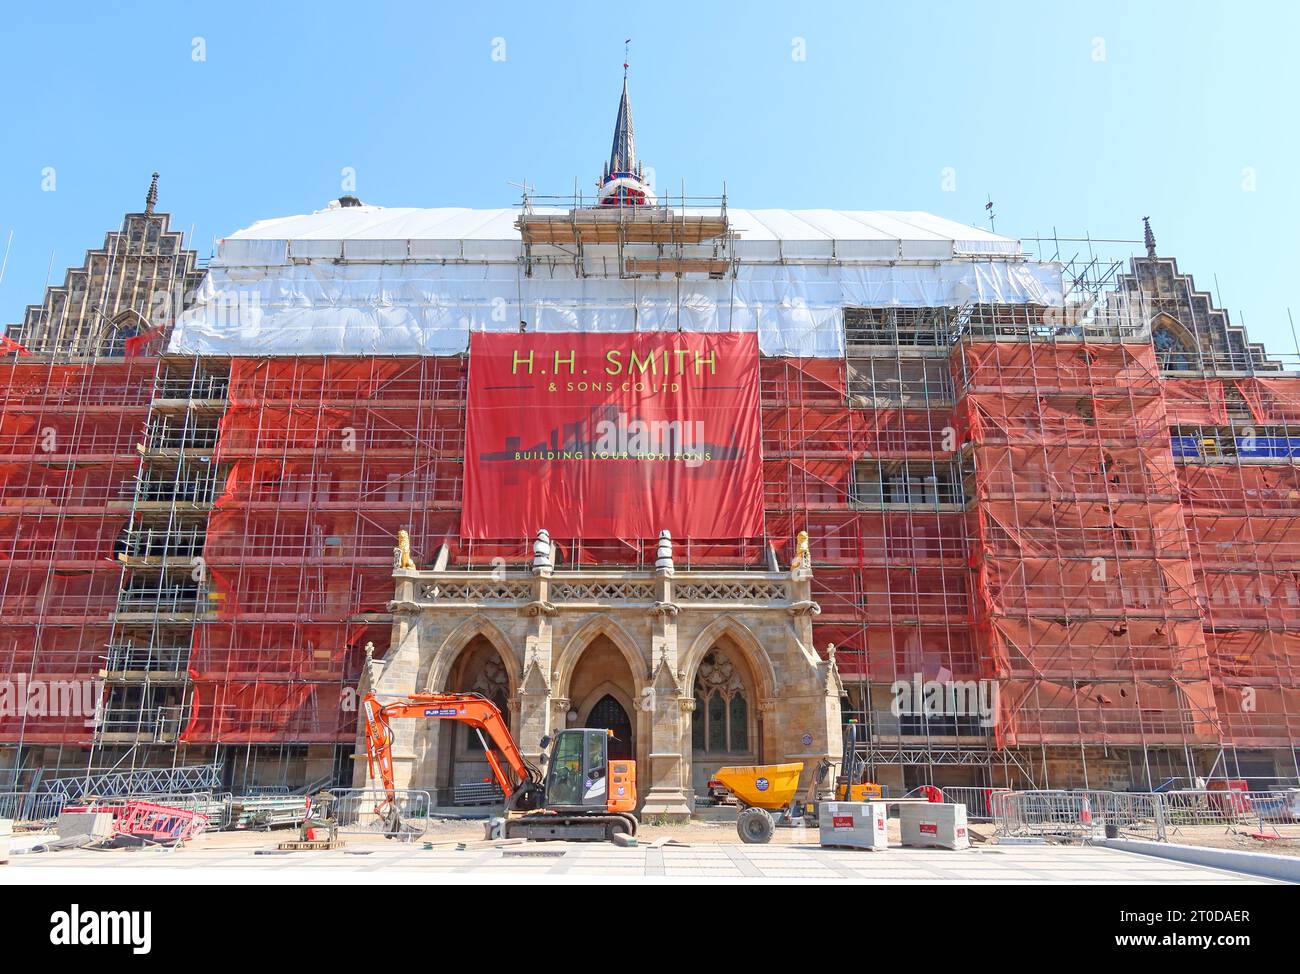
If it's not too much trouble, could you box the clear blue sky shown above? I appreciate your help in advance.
[3,2,1297,353]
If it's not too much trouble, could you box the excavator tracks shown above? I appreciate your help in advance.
[505,812,638,842]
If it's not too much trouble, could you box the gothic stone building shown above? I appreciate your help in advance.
[4,84,1299,801]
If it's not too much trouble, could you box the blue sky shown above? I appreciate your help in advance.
[2,1,1297,353]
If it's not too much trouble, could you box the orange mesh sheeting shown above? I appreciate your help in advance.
[961,340,1220,750]
[988,617,1208,679]
[759,357,846,402]
[1163,379,1228,425]
[999,678,1219,746]
[974,500,1188,559]
[1206,630,1300,681]
[972,444,1180,498]
[978,556,1199,616]
[959,341,1161,392]
[1234,377,1300,425]
[1212,685,1300,744]
[191,357,468,743]
[964,392,1168,443]
[0,359,154,746]
[1178,465,1300,512]
[1185,512,1300,564]
[1196,569,1300,626]
[183,680,351,744]
[849,408,954,455]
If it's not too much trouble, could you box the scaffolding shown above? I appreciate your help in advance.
[0,357,152,758]
[4,207,1300,795]
[185,356,466,751]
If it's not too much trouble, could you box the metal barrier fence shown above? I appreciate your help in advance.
[934,787,1009,822]
[992,788,1300,842]
[1160,789,1300,839]
[992,790,1167,841]
[0,791,69,827]
[328,789,433,840]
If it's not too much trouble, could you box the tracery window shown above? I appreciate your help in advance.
[459,650,509,755]
[691,649,750,754]
[1153,323,1194,371]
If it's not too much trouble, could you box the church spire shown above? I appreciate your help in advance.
[145,171,159,215]
[1143,215,1157,258]
[597,42,653,207]
[607,41,637,178]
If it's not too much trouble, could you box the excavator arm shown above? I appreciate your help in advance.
[360,691,543,831]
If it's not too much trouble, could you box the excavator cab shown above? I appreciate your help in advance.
[544,728,614,811]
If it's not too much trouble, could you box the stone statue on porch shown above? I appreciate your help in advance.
[532,529,553,573]
[394,529,416,570]
[792,530,811,572]
[654,529,674,575]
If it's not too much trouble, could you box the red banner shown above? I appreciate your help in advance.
[462,332,763,539]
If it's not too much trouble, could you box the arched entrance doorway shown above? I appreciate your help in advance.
[586,694,634,761]
[436,635,513,804]
[568,634,638,767]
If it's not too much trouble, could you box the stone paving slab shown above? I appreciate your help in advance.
[3,841,1280,883]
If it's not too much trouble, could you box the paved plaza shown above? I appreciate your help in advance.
[3,839,1279,883]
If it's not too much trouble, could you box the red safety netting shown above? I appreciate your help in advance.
[1206,630,1300,681]
[7,344,1295,760]
[960,341,1220,748]
[998,678,1219,746]
[1234,376,1300,425]
[1175,439,1300,745]
[959,341,1162,392]
[1162,378,1229,426]
[1178,465,1300,512]
[184,356,469,743]
[1212,685,1300,743]
[0,359,154,745]
[182,679,352,744]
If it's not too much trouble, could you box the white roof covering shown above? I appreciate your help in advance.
[225,205,1020,257]
[172,205,1060,358]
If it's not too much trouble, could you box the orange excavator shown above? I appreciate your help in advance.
[361,691,638,841]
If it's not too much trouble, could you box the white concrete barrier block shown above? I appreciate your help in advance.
[819,801,888,850]
[56,812,115,840]
[900,802,970,850]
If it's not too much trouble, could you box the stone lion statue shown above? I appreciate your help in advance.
[394,529,416,570]
[793,529,811,571]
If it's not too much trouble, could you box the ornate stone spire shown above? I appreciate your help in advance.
[1143,216,1156,258]
[607,70,637,177]
[145,172,159,215]
[597,42,652,207]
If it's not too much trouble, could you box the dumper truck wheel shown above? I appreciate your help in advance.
[737,807,775,844]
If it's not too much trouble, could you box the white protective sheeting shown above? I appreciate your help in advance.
[170,205,1062,358]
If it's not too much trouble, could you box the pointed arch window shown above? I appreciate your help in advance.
[1152,322,1194,371]
[691,649,750,754]
[459,650,509,756]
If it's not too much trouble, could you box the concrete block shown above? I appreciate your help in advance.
[819,801,888,850]
[56,812,115,840]
[900,802,969,850]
